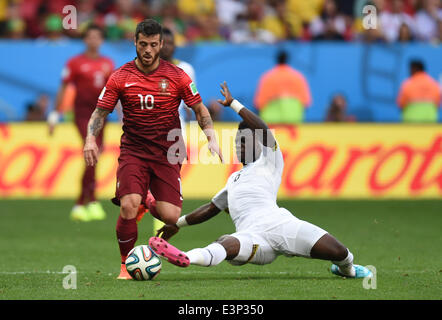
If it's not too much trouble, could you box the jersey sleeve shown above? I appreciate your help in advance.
[211,186,228,211]
[96,71,121,112]
[178,69,202,107]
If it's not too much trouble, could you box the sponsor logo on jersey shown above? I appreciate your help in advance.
[125,82,137,87]
[190,82,198,96]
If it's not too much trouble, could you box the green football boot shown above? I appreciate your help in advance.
[87,201,106,220]
[70,205,91,222]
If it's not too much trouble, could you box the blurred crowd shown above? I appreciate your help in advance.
[0,0,441,44]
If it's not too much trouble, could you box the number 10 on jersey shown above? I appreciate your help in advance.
[138,94,154,110]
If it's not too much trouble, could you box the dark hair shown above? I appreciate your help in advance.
[83,23,104,39]
[162,27,174,38]
[410,60,425,72]
[135,19,163,41]
[276,50,288,64]
[238,121,250,130]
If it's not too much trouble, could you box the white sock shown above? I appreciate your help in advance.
[186,243,227,267]
[333,249,355,277]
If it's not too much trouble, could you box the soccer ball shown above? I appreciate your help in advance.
[125,245,162,280]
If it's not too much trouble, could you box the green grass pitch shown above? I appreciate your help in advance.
[0,199,440,300]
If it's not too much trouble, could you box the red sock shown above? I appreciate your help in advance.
[116,216,138,263]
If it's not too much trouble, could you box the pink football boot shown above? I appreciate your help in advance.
[148,237,190,267]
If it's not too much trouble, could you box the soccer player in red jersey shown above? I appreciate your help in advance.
[83,19,223,279]
[48,24,114,222]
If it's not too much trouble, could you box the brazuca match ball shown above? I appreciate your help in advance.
[125,245,162,280]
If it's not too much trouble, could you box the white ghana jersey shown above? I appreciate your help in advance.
[175,59,195,118]
[212,141,292,232]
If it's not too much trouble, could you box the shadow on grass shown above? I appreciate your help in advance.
[123,274,344,282]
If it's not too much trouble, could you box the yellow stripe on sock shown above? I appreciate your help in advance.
[153,218,165,236]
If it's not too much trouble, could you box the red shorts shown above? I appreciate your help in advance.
[112,153,183,208]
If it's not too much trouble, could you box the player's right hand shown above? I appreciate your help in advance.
[47,111,59,136]
[208,139,224,163]
[83,137,99,166]
[156,224,179,241]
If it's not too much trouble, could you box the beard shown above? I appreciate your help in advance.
[136,48,160,69]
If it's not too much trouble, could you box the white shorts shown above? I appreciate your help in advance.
[228,212,328,266]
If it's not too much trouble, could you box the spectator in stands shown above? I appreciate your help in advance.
[437,19,442,42]
[103,0,144,41]
[153,1,187,46]
[254,50,312,124]
[42,14,65,41]
[3,0,442,44]
[61,0,100,39]
[325,94,356,122]
[187,14,224,42]
[414,0,442,42]
[6,17,26,39]
[230,0,277,43]
[310,0,348,40]
[379,0,415,42]
[178,0,216,19]
[215,0,247,39]
[26,94,49,121]
[288,0,324,25]
[398,22,415,42]
[397,60,441,123]
[258,0,299,41]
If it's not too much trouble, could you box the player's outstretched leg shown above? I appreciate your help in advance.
[150,235,238,268]
[310,233,372,278]
[149,237,190,267]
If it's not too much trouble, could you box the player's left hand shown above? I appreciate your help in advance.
[217,81,234,107]
[156,224,179,241]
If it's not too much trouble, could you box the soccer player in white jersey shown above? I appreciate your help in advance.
[149,82,372,279]
[160,27,195,140]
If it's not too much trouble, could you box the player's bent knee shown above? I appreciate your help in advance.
[120,194,142,219]
[216,235,240,260]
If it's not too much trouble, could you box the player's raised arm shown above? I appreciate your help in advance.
[217,81,276,148]
[190,102,224,163]
[156,202,221,240]
[84,107,110,167]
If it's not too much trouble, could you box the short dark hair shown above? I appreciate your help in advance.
[410,60,425,72]
[162,27,174,38]
[135,19,163,41]
[238,121,250,131]
[83,23,104,39]
[276,50,288,64]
